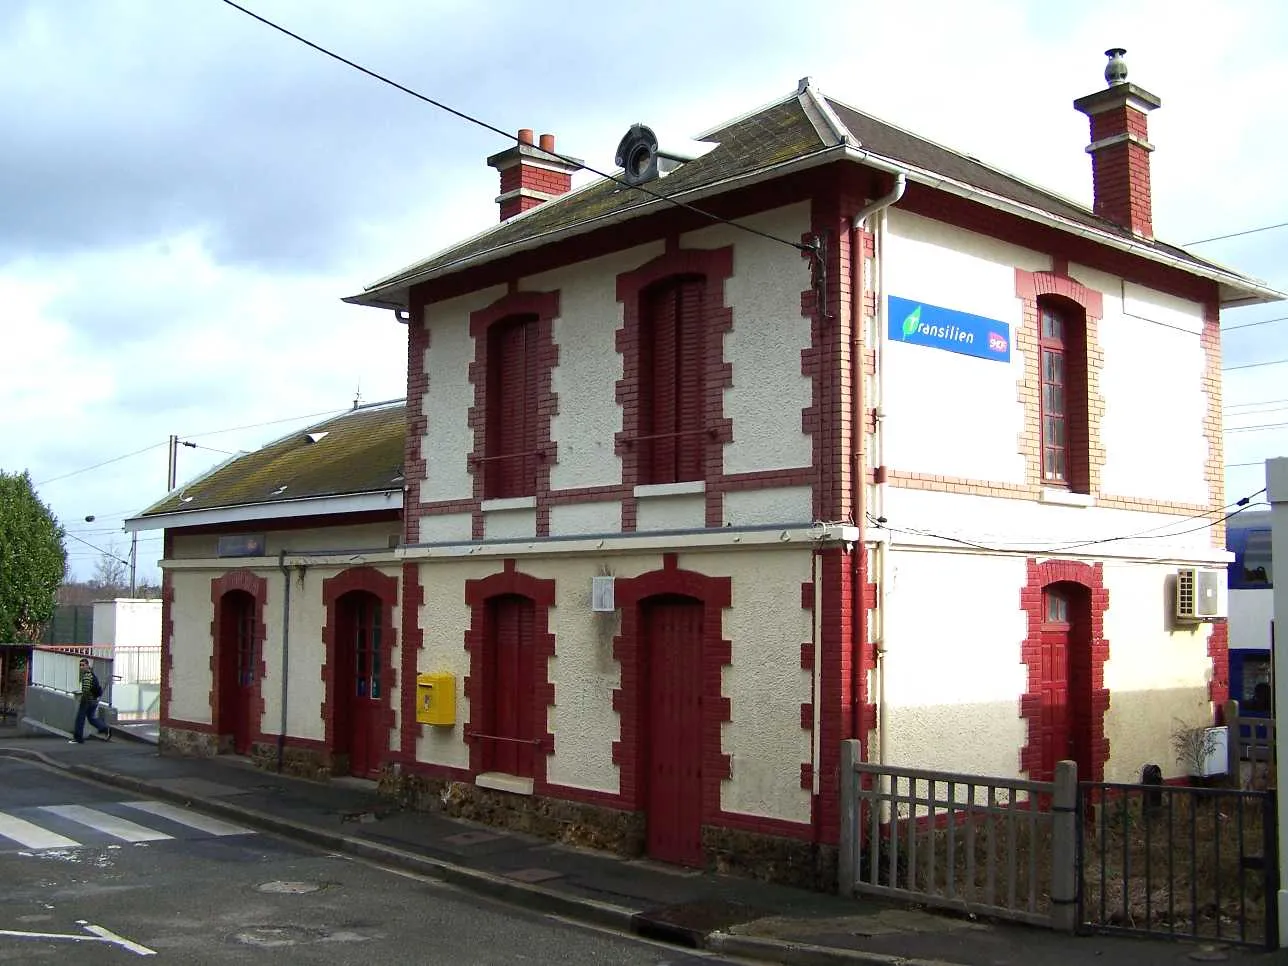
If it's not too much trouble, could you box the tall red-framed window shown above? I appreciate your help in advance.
[640,276,706,484]
[485,314,539,499]
[1038,298,1089,492]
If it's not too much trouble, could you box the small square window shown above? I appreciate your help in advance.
[1044,590,1069,624]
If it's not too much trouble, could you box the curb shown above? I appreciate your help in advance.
[0,747,971,966]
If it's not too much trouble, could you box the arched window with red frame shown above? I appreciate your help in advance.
[1038,297,1090,493]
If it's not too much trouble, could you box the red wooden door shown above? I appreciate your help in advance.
[644,596,704,867]
[218,591,256,755]
[337,592,384,778]
[1038,626,1070,779]
[484,596,535,777]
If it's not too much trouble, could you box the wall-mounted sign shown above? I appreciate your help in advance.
[888,295,1011,363]
[217,534,266,558]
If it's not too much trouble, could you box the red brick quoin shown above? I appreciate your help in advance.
[399,562,427,759]
[208,570,268,745]
[1019,559,1110,782]
[462,560,557,786]
[321,567,400,765]
[614,244,734,531]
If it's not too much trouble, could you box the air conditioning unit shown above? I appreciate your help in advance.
[1175,567,1228,622]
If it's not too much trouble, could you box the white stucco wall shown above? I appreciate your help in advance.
[419,512,473,545]
[550,501,621,536]
[880,550,1029,778]
[636,493,705,532]
[525,246,660,492]
[1078,267,1209,506]
[883,487,1222,565]
[167,571,215,725]
[723,485,813,528]
[1100,561,1213,783]
[682,204,814,475]
[482,506,536,541]
[420,285,506,504]
[691,548,813,825]
[882,209,1044,485]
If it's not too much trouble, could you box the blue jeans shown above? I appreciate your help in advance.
[74,699,108,742]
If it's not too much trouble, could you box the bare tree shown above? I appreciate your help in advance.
[90,546,129,594]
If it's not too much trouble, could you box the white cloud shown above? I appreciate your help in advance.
[3,0,1285,580]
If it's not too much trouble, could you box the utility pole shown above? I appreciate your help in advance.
[167,434,178,490]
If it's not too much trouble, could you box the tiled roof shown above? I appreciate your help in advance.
[346,81,1280,308]
[350,96,828,304]
[137,402,406,517]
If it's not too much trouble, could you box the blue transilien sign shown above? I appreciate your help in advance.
[887,295,1011,363]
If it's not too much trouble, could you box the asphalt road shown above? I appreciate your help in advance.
[0,757,738,965]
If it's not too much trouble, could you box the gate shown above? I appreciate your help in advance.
[1079,781,1278,948]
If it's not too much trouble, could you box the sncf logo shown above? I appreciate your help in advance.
[988,332,1008,354]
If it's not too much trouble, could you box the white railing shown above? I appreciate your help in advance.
[110,646,161,685]
[31,646,110,696]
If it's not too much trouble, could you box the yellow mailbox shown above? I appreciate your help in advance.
[416,672,456,726]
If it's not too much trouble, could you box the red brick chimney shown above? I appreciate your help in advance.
[486,129,581,221]
[1073,48,1162,239]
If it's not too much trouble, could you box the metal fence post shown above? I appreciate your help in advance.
[1050,759,1078,932]
[839,739,858,896]
[1225,699,1240,786]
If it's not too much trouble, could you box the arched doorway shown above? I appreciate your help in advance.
[333,590,386,778]
[216,590,257,755]
[642,593,705,867]
[1038,582,1094,780]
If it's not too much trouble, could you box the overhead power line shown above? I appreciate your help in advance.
[36,442,167,487]
[182,406,354,441]
[1225,397,1288,411]
[1227,420,1288,434]
[1187,220,1288,246]
[214,0,810,256]
[1223,358,1288,373]
[1223,315,1288,333]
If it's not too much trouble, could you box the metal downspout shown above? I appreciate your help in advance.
[277,551,291,774]
[850,173,906,758]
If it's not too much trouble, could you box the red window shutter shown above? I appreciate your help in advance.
[673,279,706,482]
[641,278,705,484]
[486,316,538,498]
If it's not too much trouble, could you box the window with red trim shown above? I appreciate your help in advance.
[1038,298,1089,492]
[485,314,539,499]
[640,277,706,484]
[480,594,536,777]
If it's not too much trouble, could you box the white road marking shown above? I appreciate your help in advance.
[39,805,173,844]
[120,800,256,837]
[0,921,156,956]
[79,921,157,955]
[0,812,79,850]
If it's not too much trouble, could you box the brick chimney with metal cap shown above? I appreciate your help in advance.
[1073,48,1162,239]
[486,129,582,221]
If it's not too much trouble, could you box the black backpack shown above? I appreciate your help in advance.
[90,673,103,700]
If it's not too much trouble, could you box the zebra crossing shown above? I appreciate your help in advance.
[0,799,257,853]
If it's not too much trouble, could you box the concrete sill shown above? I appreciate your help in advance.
[1040,488,1095,508]
[480,496,537,513]
[475,772,534,796]
[633,481,706,499]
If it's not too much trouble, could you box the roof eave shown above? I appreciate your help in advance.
[343,144,852,310]
[125,490,404,533]
[839,146,1285,307]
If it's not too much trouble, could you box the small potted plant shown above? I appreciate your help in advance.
[1170,718,1224,786]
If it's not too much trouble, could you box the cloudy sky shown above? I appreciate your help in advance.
[3,0,1285,583]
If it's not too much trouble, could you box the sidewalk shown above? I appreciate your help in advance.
[1,728,1282,966]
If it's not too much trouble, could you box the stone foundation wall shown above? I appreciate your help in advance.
[158,726,221,758]
[379,767,645,855]
[378,764,836,889]
[703,825,837,892]
[248,741,334,782]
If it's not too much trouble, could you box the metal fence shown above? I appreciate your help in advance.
[1079,781,1278,948]
[1225,699,1275,789]
[838,741,1078,930]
